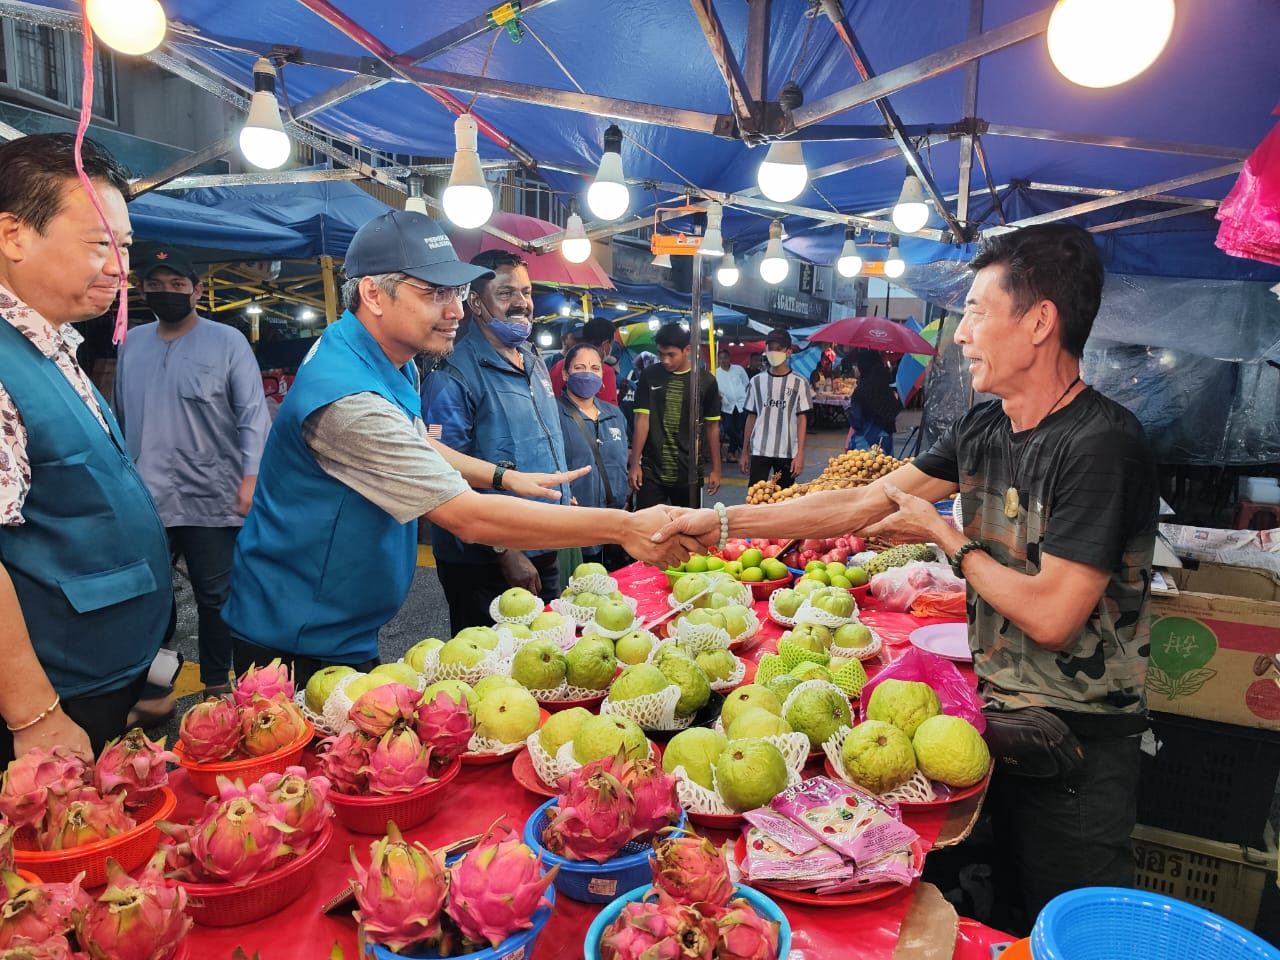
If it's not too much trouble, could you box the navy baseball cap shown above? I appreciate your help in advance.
[765,328,792,348]
[135,248,198,281]
[344,210,494,287]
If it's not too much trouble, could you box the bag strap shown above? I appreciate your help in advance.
[564,399,618,508]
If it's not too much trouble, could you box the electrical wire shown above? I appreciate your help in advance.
[466,30,502,113]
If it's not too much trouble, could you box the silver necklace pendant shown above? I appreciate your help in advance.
[1004,486,1020,519]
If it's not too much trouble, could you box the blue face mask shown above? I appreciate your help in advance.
[566,371,603,399]
[487,316,532,347]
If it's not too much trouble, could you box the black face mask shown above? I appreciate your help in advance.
[145,291,193,324]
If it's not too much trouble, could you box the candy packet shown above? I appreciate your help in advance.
[770,776,918,865]
[742,807,823,855]
[739,826,850,883]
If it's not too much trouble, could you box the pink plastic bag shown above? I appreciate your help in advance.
[858,646,985,733]
[1216,109,1280,266]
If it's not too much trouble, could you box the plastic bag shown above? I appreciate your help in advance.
[1216,111,1280,266]
[857,646,985,733]
[869,560,964,612]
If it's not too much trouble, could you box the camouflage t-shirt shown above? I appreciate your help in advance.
[914,388,1157,718]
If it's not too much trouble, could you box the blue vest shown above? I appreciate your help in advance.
[0,322,170,698]
[222,312,419,663]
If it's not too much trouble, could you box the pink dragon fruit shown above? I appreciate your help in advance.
[239,695,308,757]
[260,766,332,844]
[0,747,91,830]
[38,788,134,851]
[598,892,718,960]
[0,819,14,873]
[543,761,635,863]
[75,854,191,960]
[154,820,197,882]
[620,757,681,839]
[177,696,243,762]
[348,683,419,737]
[650,835,733,909]
[188,793,291,885]
[444,827,557,948]
[0,870,90,949]
[316,731,373,795]
[0,937,85,959]
[713,897,780,960]
[92,730,177,808]
[360,729,434,795]
[231,658,295,707]
[350,822,448,952]
[413,691,474,767]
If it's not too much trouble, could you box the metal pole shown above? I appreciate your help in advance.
[688,256,704,508]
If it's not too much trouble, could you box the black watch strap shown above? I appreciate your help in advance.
[950,539,991,577]
[492,460,515,491]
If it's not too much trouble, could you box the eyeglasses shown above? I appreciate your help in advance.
[393,277,470,304]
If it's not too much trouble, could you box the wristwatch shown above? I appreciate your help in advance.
[492,460,515,491]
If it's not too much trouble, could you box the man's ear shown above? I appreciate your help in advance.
[1027,299,1059,347]
[0,212,29,262]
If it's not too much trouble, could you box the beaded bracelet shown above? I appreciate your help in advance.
[950,539,991,578]
[713,501,729,552]
[6,694,61,733]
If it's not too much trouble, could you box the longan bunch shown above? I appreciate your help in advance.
[815,447,909,485]
[746,478,810,505]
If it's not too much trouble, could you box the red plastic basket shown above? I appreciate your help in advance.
[327,758,462,835]
[173,720,313,796]
[748,574,793,602]
[13,787,177,887]
[178,819,333,927]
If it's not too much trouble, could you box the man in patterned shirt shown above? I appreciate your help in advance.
[0,134,172,764]
[657,224,1158,932]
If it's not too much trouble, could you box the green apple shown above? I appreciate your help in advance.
[683,554,709,573]
[846,566,869,587]
[833,623,874,649]
[739,567,764,583]
[511,640,567,690]
[671,573,710,604]
[403,638,444,674]
[496,587,541,619]
[695,648,738,683]
[727,706,794,739]
[724,560,744,577]
[720,683,783,730]
[439,636,488,669]
[771,589,802,619]
[609,663,671,702]
[421,678,476,711]
[530,611,568,632]
[615,630,655,665]
[804,560,827,574]
[826,562,847,579]
[705,556,726,571]
[304,664,356,713]
[538,706,592,756]
[811,588,855,619]
[475,687,541,743]
[369,662,421,688]
[573,561,609,580]
[573,714,649,765]
[740,547,763,569]
[564,637,617,690]
[760,558,789,582]
[829,575,853,589]
[473,674,523,702]
[593,598,635,632]
[805,568,831,586]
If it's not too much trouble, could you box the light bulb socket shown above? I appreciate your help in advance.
[252,58,277,94]
[602,123,623,156]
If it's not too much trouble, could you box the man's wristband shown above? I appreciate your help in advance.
[950,538,991,578]
[713,502,729,552]
[492,460,515,491]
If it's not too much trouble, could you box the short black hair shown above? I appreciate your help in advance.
[563,342,602,367]
[469,249,528,299]
[969,224,1103,358]
[0,133,131,234]
[581,317,615,347]
[654,322,690,350]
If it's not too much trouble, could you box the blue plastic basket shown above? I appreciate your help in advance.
[1031,887,1280,960]
[363,887,554,959]
[522,798,686,903]
[583,883,792,960]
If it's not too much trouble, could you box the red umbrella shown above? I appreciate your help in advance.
[805,315,936,355]
[446,211,613,288]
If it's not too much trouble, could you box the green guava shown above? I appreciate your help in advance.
[564,637,617,690]
[610,663,671,702]
[538,706,592,756]
[785,685,852,749]
[726,707,793,740]
[474,687,541,744]
[511,640,567,690]
[655,654,712,718]
[866,679,942,738]
[572,714,648,765]
[912,714,990,787]
[695,649,738,683]
[840,720,917,794]
[720,684,783,730]
[473,675,523,702]
[715,739,789,812]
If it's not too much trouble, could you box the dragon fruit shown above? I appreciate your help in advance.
[154,821,197,882]
[0,870,90,949]
[620,757,681,839]
[598,892,718,960]
[188,793,291,885]
[177,697,243,762]
[444,827,557,948]
[413,691,475,767]
[260,766,332,843]
[360,729,434,795]
[0,747,91,830]
[651,835,733,909]
[239,695,308,757]
[38,788,134,851]
[0,820,14,873]
[0,938,86,959]
[316,731,373,795]
[543,760,635,863]
[713,897,780,960]
[350,822,448,953]
[92,730,177,807]
[75,854,191,960]
[349,683,419,738]
[231,658,295,707]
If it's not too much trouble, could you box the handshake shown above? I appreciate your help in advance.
[615,506,725,570]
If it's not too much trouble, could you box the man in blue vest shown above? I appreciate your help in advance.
[0,134,172,764]
[224,210,700,687]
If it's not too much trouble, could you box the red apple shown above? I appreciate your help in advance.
[761,545,783,559]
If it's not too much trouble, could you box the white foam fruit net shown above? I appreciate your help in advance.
[793,600,859,629]
[565,573,619,597]
[601,684,690,731]
[707,656,747,692]
[318,671,369,738]
[525,730,568,789]
[672,618,732,653]
[294,690,341,738]
[671,762,804,817]
[486,596,542,627]
[821,725,937,803]
[549,597,604,628]
[547,736,660,784]
[526,680,609,705]
[766,592,800,627]
[781,679,854,735]
[527,618,578,650]
[828,627,883,664]
[467,730,527,757]
[417,644,506,687]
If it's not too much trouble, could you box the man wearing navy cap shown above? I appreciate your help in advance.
[224,211,700,685]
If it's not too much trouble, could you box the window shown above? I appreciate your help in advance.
[0,18,116,123]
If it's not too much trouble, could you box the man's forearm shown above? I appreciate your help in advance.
[428,437,495,489]
[707,423,721,472]
[431,490,647,551]
[629,414,650,471]
[0,563,62,728]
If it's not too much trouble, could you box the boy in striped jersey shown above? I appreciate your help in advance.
[741,328,812,488]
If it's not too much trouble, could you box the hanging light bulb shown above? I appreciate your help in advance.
[442,114,494,229]
[558,301,572,317]
[699,201,725,257]
[892,170,930,234]
[85,0,167,55]
[537,329,554,347]
[756,140,808,203]
[1047,0,1175,88]
[245,302,262,316]
[404,174,428,215]
[759,219,789,285]
[700,315,711,331]
[836,226,863,278]
[716,242,740,287]
[885,239,906,279]
[586,123,629,221]
[648,317,661,330]
[561,200,592,264]
[238,59,292,170]
[652,253,672,269]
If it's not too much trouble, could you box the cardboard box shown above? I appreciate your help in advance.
[1149,561,1280,730]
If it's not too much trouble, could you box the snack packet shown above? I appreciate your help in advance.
[770,776,917,864]
[740,826,850,884]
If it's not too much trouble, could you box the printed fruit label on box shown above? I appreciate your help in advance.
[1149,614,1280,726]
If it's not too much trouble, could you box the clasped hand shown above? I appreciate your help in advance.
[621,507,713,569]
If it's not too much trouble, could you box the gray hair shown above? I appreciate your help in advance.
[341,273,402,312]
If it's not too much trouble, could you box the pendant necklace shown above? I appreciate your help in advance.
[1003,376,1081,520]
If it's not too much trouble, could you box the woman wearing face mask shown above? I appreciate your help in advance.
[556,343,632,571]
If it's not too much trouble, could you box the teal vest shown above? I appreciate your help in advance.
[0,321,170,698]
[222,312,420,663]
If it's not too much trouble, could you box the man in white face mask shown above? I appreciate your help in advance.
[741,328,812,488]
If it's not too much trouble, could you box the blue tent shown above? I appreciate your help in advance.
[128,192,312,259]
